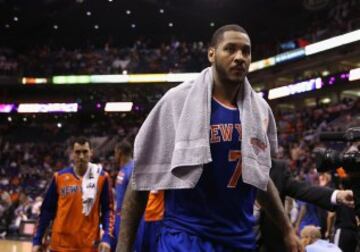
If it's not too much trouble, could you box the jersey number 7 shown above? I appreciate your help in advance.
[227,150,242,188]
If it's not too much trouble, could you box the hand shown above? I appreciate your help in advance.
[99,242,111,252]
[32,245,43,252]
[284,230,304,252]
[336,190,354,208]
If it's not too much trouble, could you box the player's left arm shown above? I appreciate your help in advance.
[99,173,115,251]
[257,178,304,252]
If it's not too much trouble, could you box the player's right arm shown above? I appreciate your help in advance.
[32,175,58,251]
[115,185,148,252]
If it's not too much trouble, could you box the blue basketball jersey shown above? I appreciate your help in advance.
[163,98,258,250]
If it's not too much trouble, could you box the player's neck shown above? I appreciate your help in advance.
[74,165,88,177]
[212,78,242,107]
[212,69,243,107]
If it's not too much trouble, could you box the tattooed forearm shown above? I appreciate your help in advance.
[115,185,149,252]
[257,178,292,234]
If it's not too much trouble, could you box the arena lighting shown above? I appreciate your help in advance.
[0,104,15,113]
[22,77,48,85]
[91,75,129,83]
[305,29,360,55]
[166,73,199,82]
[274,48,305,64]
[128,74,167,83]
[268,77,323,100]
[89,73,199,83]
[349,67,360,82]
[249,57,276,72]
[17,103,78,113]
[249,29,360,72]
[104,102,133,112]
[53,75,91,84]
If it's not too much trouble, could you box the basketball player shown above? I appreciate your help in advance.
[32,137,115,252]
[113,141,163,252]
[116,25,302,252]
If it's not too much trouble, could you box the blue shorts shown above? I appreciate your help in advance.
[158,227,257,252]
[136,220,162,252]
[112,215,145,252]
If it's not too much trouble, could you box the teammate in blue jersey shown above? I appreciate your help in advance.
[112,141,163,252]
[112,141,140,252]
[116,24,303,252]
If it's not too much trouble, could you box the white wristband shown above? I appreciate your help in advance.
[331,190,339,205]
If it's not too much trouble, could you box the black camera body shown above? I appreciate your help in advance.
[315,127,360,173]
[315,149,360,173]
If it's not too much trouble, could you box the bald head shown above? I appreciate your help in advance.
[300,225,321,246]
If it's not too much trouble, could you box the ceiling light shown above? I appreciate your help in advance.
[159,9,164,13]
[94,24,99,29]
[53,25,58,30]
[131,24,136,28]
[86,11,92,16]
[126,10,131,15]
[13,17,18,22]
[210,22,215,27]
[168,22,173,27]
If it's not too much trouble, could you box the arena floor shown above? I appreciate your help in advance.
[0,240,32,252]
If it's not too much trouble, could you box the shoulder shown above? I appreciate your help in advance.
[57,167,73,176]
[255,92,272,112]
[161,80,194,104]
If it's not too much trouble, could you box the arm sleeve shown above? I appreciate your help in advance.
[100,173,115,245]
[115,169,130,213]
[284,170,335,211]
[32,176,58,246]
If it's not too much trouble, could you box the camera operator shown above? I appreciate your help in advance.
[315,130,360,252]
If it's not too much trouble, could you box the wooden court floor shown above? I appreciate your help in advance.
[0,240,32,252]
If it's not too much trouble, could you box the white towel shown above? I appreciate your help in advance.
[82,162,102,216]
[133,67,277,191]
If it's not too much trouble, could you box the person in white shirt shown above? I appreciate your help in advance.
[301,225,342,252]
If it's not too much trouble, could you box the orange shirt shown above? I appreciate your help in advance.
[144,191,164,222]
[33,167,115,252]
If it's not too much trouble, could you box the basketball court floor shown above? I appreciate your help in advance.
[0,240,32,252]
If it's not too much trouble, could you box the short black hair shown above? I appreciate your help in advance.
[210,24,249,47]
[115,140,132,157]
[71,137,92,149]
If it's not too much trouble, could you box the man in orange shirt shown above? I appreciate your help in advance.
[32,137,115,252]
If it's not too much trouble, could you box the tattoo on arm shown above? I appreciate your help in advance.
[257,178,293,234]
[115,185,148,252]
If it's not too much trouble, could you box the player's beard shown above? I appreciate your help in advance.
[215,59,245,86]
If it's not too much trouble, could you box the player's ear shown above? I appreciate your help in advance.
[208,47,215,64]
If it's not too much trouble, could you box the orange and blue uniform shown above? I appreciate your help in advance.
[33,167,115,252]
